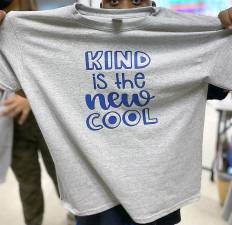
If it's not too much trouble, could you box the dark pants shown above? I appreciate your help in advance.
[11,113,59,225]
[76,205,181,225]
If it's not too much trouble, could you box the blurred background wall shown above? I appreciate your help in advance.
[39,0,232,16]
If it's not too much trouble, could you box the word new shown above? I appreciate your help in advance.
[85,90,155,110]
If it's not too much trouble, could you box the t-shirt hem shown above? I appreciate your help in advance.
[133,193,201,224]
[62,200,119,216]
[61,192,200,223]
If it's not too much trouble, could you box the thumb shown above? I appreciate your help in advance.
[0,10,6,23]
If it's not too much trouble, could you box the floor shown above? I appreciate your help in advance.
[0,102,228,225]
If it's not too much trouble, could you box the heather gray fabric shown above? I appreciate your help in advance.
[0,2,232,223]
[0,91,13,183]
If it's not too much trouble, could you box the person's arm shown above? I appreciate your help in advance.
[219,7,232,29]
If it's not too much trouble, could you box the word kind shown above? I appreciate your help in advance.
[85,51,151,70]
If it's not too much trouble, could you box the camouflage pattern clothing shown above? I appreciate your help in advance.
[11,112,59,225]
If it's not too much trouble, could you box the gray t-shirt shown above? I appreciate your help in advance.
[0,2,231,223]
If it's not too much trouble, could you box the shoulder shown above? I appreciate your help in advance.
[0,4,75,38]
[4,4,74,26]
[153,7,222,30]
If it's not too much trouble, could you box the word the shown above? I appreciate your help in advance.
[92,72,146,90]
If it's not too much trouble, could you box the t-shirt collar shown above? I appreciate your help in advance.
[72,2,161,32]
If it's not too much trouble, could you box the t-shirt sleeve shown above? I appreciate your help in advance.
[207,34,232,91]
[0,13,21,92]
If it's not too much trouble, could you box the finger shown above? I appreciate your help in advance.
[3,97,16,105]
[8,107,22,118]
[218,10,229,27]
[0,11,6,22]
[18,110,30,125]
[0,104,17,116]
[219,9,232,28]
[228,7,232,28]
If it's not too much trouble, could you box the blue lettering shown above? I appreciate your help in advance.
[86,108,158,131]
[102,111,121,129]
[134,51,151,69]
[85,90,155,110]
[122,110,141,127]
[115,51,132,70]
[85,51,103,70]
[85,51,151,70]
[86,113,103,131]
[142,108,158,125]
